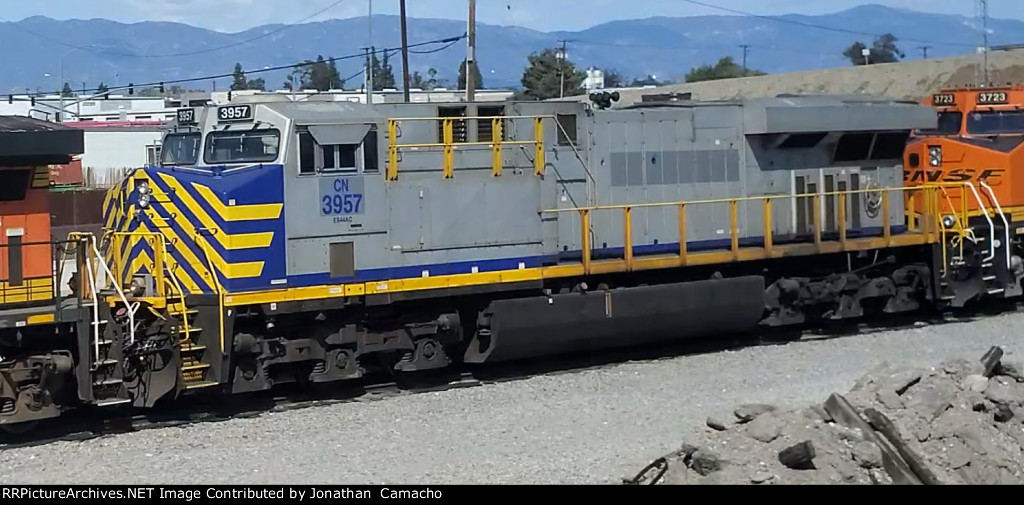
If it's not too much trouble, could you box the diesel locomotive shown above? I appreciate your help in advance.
[1,91,1018,432]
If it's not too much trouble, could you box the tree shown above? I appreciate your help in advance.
[370,49,397,90]
[684,56,765,83]
[843,33,905,65]
[458,59,483,90]
[284,56,344,91]
[61,82,74,97]
[519,47,585,100]
[231,63,268,91]
[96,82,109,97]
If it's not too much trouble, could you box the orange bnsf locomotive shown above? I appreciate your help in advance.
[905,85,1024,305]
[1,92,1022,435]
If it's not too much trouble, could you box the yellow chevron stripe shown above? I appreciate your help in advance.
[146,177,264,280]
[156,173,275,250]
[127,222,204,293]
[191,181,283,221]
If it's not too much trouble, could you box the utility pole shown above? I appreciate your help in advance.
[366,0,374,103]
[362,46,374,104]
[557,40,569,99]
[399,0,411,103]
[918,45,931,59]
[739,44,751,74]
[981,0,990,85]
[466,0,476,102]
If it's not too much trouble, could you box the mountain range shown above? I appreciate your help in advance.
[1,4,1021,95]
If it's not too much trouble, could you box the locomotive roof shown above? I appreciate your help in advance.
[251,100,385,123]
[0,115,85,166]
[621,93,937,135]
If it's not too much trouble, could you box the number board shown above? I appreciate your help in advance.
[319,176,365,223]
[932,93,956,106]
[217,104,253,122]
[176,108,197,125]
[977,91,1009,105]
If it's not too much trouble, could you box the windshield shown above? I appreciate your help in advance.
[160,133,201,166]
[967,110,1024,135]
[204,130,280,164]
[916,111,962,136]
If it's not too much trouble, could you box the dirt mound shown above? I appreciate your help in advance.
[625,346,1024,485]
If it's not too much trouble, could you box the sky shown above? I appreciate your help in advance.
[1,0,1021,33]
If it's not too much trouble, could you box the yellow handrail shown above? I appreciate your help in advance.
[387,114,553,180]
[542,184,955,275]
[196,232,226,357]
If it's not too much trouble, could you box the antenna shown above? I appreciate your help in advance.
[918,45,931,59]
[739,44,751,74]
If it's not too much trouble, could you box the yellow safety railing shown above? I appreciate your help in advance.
[542,184,958,275]
[386,115,553,180]
[196,231,226,356]
[109,231,169,298]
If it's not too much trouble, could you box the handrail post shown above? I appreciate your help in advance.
[763,197,773,255]
[813,194,822,250]
[443,118,454,178]
[491,117,503,177]
[534,117,545,176]
[387,119,399,181]
[153,236,165,298]
[623,207,633,271]
[580,209,591,275]
[907,193,916,232]
[730,200,739,260]
[838,192,847,249]
[882,191,891,245]
[678,203,687,266]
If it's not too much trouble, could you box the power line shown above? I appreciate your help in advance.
[4,0,354,58]
[739,44,751,72]
[676,0,979,49]
[17,33,465,99]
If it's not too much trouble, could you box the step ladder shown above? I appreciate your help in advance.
[167,296,217,391]
[78,234,135,408]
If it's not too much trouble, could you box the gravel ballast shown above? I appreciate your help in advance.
[1,312,1023,484]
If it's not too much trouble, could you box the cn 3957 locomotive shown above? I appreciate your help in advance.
[2,91,1021,432]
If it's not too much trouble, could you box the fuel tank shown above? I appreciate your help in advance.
[463,275,767,363]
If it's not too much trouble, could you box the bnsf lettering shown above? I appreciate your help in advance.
[904,168,1005,183]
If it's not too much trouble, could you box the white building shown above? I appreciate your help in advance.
[585,68,605,92]
[209,87,514,105]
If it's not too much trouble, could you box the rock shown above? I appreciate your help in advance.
[852,441,883,469]
[690,450,723,476]
[903,377,957,421]
[945,438,973,470]
[876,388,904,410]
[967,393,988,412]
[734,404,776,423]
[869,468,893,485]
[964,374,989,393]
[778,441,816,470]
[746,414,785,443]
[678,443,700,459]
[661,462,693,485]
[994,405,1014,423]
[984,378,1023,406]
[996,362,1024,382]
[941,357,983,381]
[834,459,862,482]
[750,471,774,484]
[887,369,924,395]
[706,417,727,431]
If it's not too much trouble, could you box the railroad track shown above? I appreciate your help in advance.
[1,301,1019,451]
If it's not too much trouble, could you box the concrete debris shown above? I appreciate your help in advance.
[706,417,728,431]
[627,346,1024,485]
[734,404,776,423]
